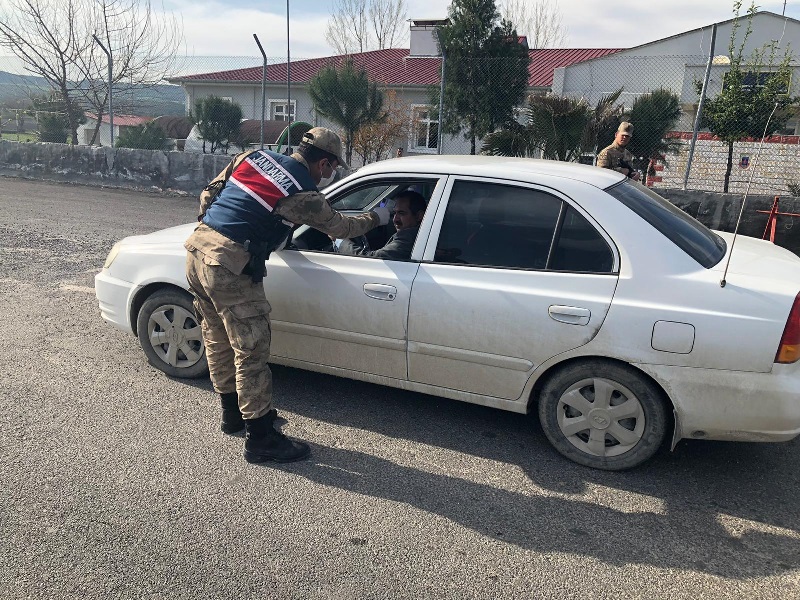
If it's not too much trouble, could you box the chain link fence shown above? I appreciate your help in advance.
[2,52,799,197]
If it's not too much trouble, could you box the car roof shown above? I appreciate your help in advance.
[352,155,626,189]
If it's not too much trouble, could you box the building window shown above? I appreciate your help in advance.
[723,71,791,94]
[411,105,439,152]
[270,100,296,121]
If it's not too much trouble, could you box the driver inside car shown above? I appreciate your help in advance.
[335,191,426,260]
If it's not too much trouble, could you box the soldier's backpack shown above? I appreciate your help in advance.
[197,151,251,221]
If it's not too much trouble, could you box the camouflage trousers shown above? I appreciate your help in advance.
[185,249,273,420]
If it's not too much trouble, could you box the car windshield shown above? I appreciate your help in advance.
[605,180,727,268]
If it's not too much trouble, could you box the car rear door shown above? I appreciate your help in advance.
[407,176,620,401]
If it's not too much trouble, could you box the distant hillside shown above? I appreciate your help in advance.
[0,71,186,117]
[0,71,48,107]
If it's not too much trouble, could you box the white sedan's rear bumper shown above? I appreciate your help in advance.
[95,270,137,333]
[637,362,800,442]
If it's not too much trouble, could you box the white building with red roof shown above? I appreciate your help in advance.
[168,19,619,162]
[77,114,152,147]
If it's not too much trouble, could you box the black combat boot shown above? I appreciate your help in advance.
[244,412,310,463]
[220,393,278,435]
[220,392,245,434]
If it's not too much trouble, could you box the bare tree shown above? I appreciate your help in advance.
[502,0,567,49]
[0,0,182,146]
[325,0,370,55]
[76,0,181,145]
[0,0,89,144]
[352,89,408,164]
[370,0,407,50]
[325,0,407,55]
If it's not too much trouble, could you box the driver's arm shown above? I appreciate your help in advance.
[337,237,376,257]
[339,228,417,261]
[275,191,381,239]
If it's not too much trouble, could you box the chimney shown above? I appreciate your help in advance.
[409,19,448,57]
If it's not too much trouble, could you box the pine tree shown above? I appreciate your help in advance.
[435,0,530,154]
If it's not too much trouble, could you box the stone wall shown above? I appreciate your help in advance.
[659,188,800,256]
[0,140,232,194]
[1,140,799,256]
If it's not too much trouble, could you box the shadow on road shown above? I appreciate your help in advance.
[173,364,800,578]
[268,365,800,578]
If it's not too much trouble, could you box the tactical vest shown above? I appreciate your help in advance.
[202,149,318,257]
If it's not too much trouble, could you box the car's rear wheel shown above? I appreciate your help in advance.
[136,288,208,378]
[537,360,668,470]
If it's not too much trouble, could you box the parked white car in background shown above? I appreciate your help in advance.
[95,156,800,470]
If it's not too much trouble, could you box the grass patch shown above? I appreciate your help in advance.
[1,131,38,142]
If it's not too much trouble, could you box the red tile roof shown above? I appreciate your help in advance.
[171,47,621,89]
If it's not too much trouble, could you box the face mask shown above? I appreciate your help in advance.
[318,171,336,189]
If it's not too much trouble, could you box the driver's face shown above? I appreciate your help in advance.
[392,197,424,231]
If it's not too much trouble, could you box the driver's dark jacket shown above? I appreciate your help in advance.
[338,226,419,261]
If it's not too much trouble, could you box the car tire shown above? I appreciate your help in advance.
[537,360,669,471]
[136,288,208,379]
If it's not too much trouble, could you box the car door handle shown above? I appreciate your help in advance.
[548,305,591,326]
[364,283,397,301]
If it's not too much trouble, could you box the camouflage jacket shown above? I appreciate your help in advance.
[186,152,378,274]
[596,142,635,172]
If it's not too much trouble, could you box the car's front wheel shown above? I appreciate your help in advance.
[136,288,208,378]
[537,360,669,470]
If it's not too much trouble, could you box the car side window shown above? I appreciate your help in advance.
[433,180,613,273]
[330,184,394,210]
[434,181,561,269]
[548,205,614,273]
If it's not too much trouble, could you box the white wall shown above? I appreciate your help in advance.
[77,120,118,147]
[553,12,800,108]
[654,136,800,196]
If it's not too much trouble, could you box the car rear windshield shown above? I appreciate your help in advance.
[605,180,727,268]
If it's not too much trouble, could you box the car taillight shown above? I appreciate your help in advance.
[776,292,800,364]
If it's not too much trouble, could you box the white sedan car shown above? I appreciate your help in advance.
[95,156,800,470]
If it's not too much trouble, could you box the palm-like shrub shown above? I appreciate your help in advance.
[482,94,592,161]
[309,59,386,165]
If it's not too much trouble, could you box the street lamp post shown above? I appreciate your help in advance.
[92,34,113,147]
[286,0,292,153]
[253,34,267,149]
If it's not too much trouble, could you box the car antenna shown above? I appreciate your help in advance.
[720,101,779,288]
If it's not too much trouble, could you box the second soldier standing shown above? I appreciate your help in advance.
[596,121,640,181]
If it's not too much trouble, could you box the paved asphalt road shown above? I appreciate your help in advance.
[1,177,799,599]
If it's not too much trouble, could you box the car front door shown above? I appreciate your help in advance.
[407,177,620,401]
[265,175,447,381]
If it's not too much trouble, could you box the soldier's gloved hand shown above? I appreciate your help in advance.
[371,205,391,226]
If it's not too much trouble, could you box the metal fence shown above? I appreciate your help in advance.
[2,52,799,197]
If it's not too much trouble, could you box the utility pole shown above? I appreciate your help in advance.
[436,28,446,155]
[683,24,716,190]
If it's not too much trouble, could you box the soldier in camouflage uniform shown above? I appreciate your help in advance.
[185,127,390,463]
[596,122,641,181]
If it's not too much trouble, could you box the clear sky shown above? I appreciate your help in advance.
[166,0,800,59]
